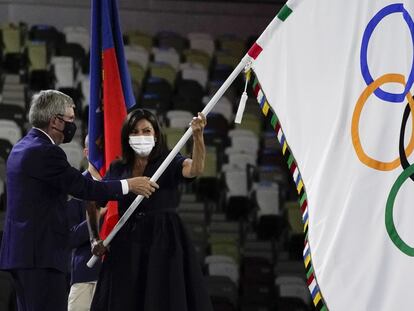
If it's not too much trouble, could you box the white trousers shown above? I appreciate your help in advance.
[68,281,97,311]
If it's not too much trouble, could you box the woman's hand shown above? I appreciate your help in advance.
[190,112,207,136]
[182,112,206,178]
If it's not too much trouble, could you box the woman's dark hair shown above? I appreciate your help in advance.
[120,108,167,168]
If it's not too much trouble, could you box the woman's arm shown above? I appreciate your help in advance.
[182,112,206,178]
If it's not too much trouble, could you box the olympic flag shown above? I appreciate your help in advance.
[250,0,414,310]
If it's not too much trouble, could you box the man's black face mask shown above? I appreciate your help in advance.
[55,116,77,144]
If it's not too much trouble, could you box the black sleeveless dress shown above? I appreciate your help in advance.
[91,154,213,311]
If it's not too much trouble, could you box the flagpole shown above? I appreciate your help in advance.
[87,54,252,267]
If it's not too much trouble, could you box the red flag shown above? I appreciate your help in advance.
[88,0,135,239]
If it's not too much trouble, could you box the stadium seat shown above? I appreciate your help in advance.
[29,69,54,91]
[204,95,234,123]
[180,62,208,89]
[166,110,193,129]
[188,32,215,57]
[57,42,86,70]
[124,45,150,69]
[235,114,263,137]
[206,255,239,285]
[0,104,26,130]
[144,77,173,103]
[275,275,311,307]
[171,94,203,115]
[26,41,48,72]
[1,24,23,54]
[128,61,147,96]
[215,50,240,68]
[29,24,64,51]
[149,62,177,86]
[1,83,27,110]
[206,275,238,310]
[163,127,186,151]
[152,47,180,70]
[0,120,22,145]
[125,30,153,52]
[139,92,170,116]
[51,56,75,88]
[176,79,205,102]
[217,35,246,58]
[63,26,90,52]
[156,31,188,54]
[183,49,211,70]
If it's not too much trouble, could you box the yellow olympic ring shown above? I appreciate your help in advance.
[352,73,414,171]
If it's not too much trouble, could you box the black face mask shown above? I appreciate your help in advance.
[55,116,77,144]
[61,121,77,143]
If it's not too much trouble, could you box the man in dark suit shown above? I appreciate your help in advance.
[0,90,159,311]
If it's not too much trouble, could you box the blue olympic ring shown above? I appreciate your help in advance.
[360,3,414,103]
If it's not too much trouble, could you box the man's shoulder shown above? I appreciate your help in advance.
[10,134,63,167]
[20,137,60,156]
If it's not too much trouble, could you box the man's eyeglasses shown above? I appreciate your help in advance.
[56,114,75,122]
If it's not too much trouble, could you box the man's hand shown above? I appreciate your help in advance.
[127,176,159,198]
[91,239,107,257]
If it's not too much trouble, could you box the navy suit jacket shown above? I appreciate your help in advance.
[0,128,124,272]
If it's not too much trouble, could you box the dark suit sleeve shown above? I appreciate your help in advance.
[67,198,89,249]
[26,144,124,201]
[96,161,123,207]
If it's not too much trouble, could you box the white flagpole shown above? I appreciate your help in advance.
[87,54,253,267]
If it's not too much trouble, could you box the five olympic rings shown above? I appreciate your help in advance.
[351,3,414,256]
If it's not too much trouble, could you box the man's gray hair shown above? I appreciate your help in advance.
[28,90,75,128]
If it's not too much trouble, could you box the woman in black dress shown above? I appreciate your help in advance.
[89,108,213,311]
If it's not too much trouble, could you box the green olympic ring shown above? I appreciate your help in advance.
[385,163,414,256]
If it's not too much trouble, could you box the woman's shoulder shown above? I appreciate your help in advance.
[174,152,188,164]
[153,152,188,165]
[106,159,129,178]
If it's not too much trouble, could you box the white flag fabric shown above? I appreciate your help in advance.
[250,0,414,310]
